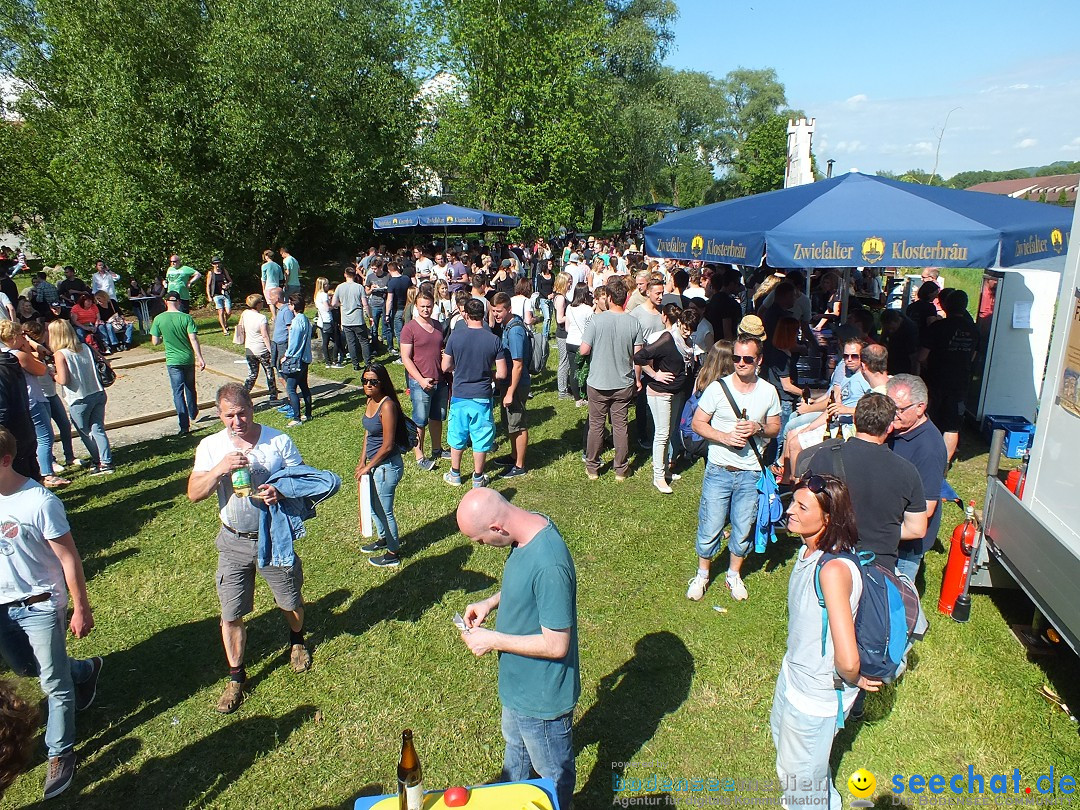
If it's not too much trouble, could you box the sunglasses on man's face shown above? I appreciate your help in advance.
[733,354,758,365]
[844,353,862,360]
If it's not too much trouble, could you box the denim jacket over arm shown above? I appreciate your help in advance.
[257,465,341,567]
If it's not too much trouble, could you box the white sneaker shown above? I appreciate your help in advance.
[654,477,673,494]
[726,574,748,601]
[686,574,708,601]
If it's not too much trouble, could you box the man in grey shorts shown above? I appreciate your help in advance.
[187,383,311,714]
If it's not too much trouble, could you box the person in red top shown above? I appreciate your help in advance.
[399,285,449,471]
[67,293,103,352]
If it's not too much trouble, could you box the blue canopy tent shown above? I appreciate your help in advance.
[633,202,683,214]
[643,172,1072,269]
[373,202,521,238]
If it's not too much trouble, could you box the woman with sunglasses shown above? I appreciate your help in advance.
[355,363,405,568]
[772,473,880,810]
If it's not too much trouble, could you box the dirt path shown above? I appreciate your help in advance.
[100,343,357,448]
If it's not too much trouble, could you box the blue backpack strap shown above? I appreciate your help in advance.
[816,550,856,730]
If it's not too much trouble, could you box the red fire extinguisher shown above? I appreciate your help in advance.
[939,501,978,616]
[1005,449,1030,497]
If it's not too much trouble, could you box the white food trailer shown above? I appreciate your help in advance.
[976,202,1080,653]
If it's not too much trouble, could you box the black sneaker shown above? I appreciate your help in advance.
[416,457,437,472]
[360,538,387,554]
[435,448,453,460]
[75,656,103,711]
[500,465,527,479]
[368,551,400,568]
[43,751,76,800]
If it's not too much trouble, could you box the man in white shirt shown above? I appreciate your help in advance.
[687,337,781,603]
[413,247,435,285]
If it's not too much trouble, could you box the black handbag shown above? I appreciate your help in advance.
[94,352,116,388]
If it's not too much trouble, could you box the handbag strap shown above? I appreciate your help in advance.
[717,378,766,471]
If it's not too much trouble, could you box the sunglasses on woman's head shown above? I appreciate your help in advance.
[795,474,830,494]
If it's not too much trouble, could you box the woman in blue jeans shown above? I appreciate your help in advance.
[354,363,405,569]
[280,292,313,427]
[24,320,76,472]
[0,321,70,487]
[49,320,113,474]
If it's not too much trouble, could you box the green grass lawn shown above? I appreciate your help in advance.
[3,311,1077,809]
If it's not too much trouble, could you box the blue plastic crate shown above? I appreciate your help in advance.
[983,414,1034,458]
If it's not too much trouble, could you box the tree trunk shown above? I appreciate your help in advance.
[591,202,604,234]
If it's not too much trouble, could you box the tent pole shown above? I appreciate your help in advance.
[840,268,851,324]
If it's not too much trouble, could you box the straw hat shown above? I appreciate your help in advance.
[738,314,766,339]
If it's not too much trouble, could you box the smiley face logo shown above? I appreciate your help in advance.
[848,769,876,803]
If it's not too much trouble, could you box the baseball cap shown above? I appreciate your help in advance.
[737,314,766,339]
[569,252,581,262]
[211,256,222,264]
[164,291,181,302]
[500,258,514,268]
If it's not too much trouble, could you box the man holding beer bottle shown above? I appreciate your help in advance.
[456,488,579,810]
[186,383,311,714]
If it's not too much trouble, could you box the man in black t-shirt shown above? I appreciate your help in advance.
[918,290,978,463]
[703,267,743,341]
[881,310,920,375]
[57,266,91,305]
[385,262,412,355]
[801,393,927,571]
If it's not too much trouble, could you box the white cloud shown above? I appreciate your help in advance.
[1015,138,1038,148]
[845,94,868,108]
[910,141,935,155]
[833,140,865,154]
[1062,137,1080,152]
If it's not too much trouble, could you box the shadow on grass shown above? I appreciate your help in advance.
[574,631,693,808]
[315,545,495,644]
[55,705,317,809]
[80,589,351,758]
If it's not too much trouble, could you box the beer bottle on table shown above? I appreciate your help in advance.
[398,729,423,810]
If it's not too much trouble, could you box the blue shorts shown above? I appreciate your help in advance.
[408,378,449,427]
[447,397,495,453]
[213,294,232,311]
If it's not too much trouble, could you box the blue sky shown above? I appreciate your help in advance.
[665,0,1080,179]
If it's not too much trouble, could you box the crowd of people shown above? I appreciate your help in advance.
[0,232,983,806]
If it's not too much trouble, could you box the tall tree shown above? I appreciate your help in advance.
[0,0,417,280]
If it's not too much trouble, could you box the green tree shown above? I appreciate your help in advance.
[731,113,788,196]
[0,0,417,281]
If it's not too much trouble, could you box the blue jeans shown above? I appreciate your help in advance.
[501,706,574,810]
[47,395,75,465]
[369,299,390,349]
[695,464,758,560]
[29,399,54,478]
[97,323,133,348]
[68,390,111,467]
[285,362,312,420]
[167,364,198,431]
[0,602,93,757]
[369,455,403,552]
[895,548,924,583]
[538,299,555,339]
[392,309,405,350]
[770,678,844,810]
[407,378,448,428]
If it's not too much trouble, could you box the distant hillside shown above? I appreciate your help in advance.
[947,161,1080,189]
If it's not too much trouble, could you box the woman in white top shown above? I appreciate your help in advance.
[508,277,535,326]
[553,273,572,399]
[564,283,594,406]
[23,319,76,472]
[48,319,113,473]
[313,276,338,365]
[239,293,278,400]
[772,474,879,810]
[433,280,454,323]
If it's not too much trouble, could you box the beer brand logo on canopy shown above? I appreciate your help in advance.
[447,216,454,223]
[862,236,885,264]
[691,235,704,258]
[392,218,399,224]
[1052,228,1065,254]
